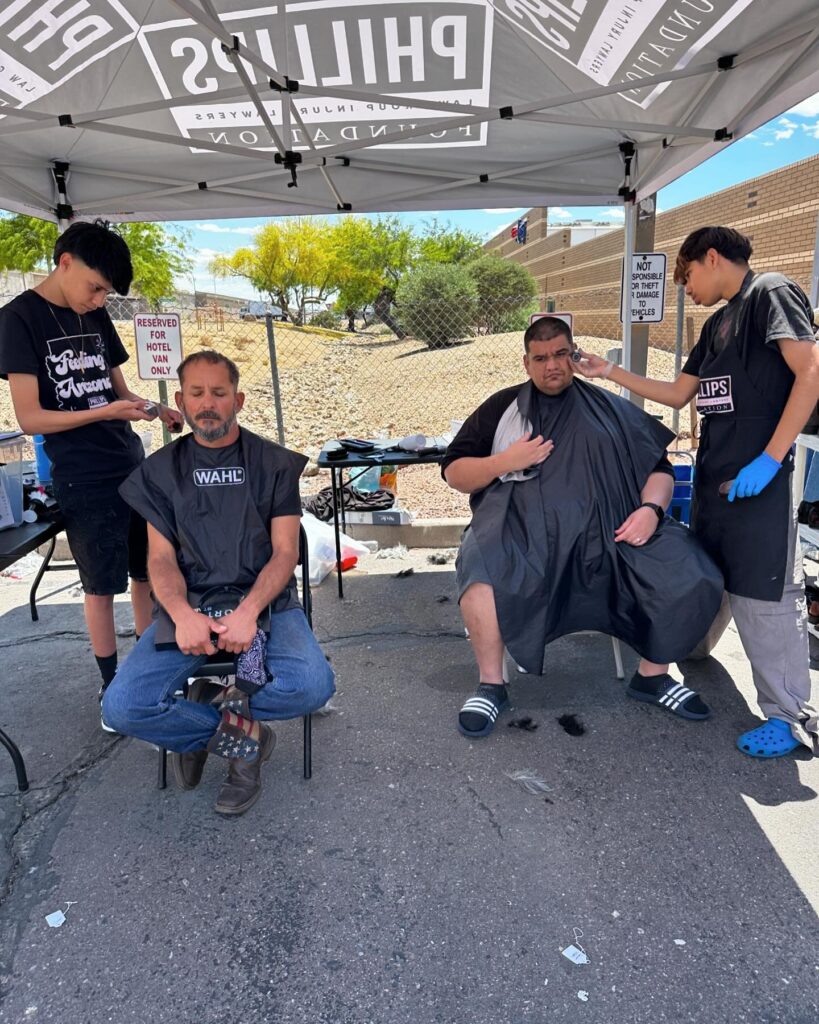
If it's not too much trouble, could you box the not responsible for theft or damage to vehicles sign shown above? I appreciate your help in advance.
[620,253,666,324]
[134,313,183,380]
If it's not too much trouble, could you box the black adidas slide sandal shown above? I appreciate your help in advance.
[458,684,509,738]
[626,674,710,721]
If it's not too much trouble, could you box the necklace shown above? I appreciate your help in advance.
[44,301,87,375]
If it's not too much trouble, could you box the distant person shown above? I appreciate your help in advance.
[103,351,334,816]
[577,226,819,758]
[0,221,182,727]
[442,316,723,740]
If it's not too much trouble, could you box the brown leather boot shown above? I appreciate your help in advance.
[214,724,276,816]
[169,678,216,790]
[171,749,209,790]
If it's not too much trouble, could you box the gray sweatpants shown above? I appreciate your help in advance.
[729,502,818,752]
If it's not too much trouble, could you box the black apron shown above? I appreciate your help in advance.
[690,280,793,602]
[471,380,724,673]
[119,429,306,647]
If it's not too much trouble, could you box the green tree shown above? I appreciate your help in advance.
[211,218,340,323]
[330,216,414,332]
[395,263,478,348]
[0,214,190,308]
[117,222,190,309]
[415,218,483,266]
[0,214,57,282]
[466,253,538,333]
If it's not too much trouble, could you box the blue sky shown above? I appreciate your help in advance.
[185,92,819,299]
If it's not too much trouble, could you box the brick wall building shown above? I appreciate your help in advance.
[484,154,819,350]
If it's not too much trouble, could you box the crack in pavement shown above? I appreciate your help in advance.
[0,630,88,650]
[466,784,504,841]
[317,628,466,645]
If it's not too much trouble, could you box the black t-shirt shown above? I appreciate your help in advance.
[682,271,816,410]
[442,382,673,482]
[0,290,143,483]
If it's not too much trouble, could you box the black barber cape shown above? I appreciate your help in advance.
[463,380,723,673]
[119,428,307,647]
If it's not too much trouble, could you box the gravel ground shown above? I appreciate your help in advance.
[0,322,694,519]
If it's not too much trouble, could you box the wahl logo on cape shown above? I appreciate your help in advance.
[138,1,492,152]
[494,0,750,108]
[193,467,246,486]
[0,1,138,110]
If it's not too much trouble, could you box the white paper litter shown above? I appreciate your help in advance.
[562,945,590,966]
[577,991,589,1002]
[674,939,686,946]
[0,552,42,579]
[45,901,76,928]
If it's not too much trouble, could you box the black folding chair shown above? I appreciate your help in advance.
[158,524,314,787]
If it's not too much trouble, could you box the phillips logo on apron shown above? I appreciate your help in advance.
[193,467,246,486]
[696,376,734,416]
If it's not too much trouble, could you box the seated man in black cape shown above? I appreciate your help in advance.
[103,350,335,814]
[443,316,724,739]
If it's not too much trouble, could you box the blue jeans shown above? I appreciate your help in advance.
[102,609,335,752]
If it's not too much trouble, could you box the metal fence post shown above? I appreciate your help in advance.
[265,313,286,445]
[672,284,685,435]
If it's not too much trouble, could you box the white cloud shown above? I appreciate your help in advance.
[550,207,573,220]
[801,121,819,140]
[193,222,262,235]
[787,91,819,118]
[192,247,226,267]
[777,117,797,128]
[773,128,795,140]
[482,208,525,215]
[762,141,775,147]
[606,208,626,220]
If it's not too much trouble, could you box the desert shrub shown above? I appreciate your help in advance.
[395,263,478,348]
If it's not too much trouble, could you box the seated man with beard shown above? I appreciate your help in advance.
[103,350,334,814]
[443,316,724,739]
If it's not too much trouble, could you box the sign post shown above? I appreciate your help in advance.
[133,312,183,446]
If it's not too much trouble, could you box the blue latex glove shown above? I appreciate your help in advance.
[728,452,781,501]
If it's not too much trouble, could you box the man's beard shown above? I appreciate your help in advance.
[184,407,237,442]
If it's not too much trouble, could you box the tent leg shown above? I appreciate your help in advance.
[621,200,636,399]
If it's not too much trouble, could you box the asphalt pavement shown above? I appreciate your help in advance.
[1,550,817,1024]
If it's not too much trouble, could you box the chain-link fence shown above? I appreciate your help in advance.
[0,290,695,520]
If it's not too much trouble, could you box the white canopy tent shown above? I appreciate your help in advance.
[0,0,817,222]
[0,0,818,361]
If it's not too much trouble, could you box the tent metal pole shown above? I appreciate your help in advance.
[810,213,819,308]
[622,201,637,398]
[672,285,685,436]
[265,314,286,446]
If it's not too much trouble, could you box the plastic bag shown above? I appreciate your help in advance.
[301,512,371,585]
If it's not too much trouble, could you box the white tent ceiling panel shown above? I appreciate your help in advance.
[0,0,817,221]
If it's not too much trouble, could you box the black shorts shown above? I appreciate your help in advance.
[52,476,148,595]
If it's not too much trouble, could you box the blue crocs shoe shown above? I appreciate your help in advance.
[736,718,801,758]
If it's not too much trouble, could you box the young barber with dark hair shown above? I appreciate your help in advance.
[0,220,183,727]
[577,226,819,758]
